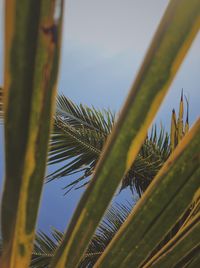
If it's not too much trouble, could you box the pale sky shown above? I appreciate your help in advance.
[62,0,169,55]
[58,0,200,124]
[0,0,200,233]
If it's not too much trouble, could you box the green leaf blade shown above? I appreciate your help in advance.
[147,213,200,268]
[50,1,200,267]
[1,1,64,267]
[96,119,200,268]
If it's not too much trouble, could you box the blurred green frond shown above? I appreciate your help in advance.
[143,201,197,266]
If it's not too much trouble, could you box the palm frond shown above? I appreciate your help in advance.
[31,228,63,268]
[46,96,114,190]
[30,202,133,268]
[30,196,199,267]
[0,88,185,196]
[56,94,114,135]
[0,90,187,197]
[121,126,170,196]
[0,194,198,268]
[47,96,172,196]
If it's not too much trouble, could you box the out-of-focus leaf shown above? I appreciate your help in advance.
[187,250,200,268]
[49,1,200,267]
[96,119,200,268]
[29,202,134,268]
[1,1,64,267]
[143,212,200,267]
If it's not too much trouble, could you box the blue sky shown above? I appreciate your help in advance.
[0,0,200,233]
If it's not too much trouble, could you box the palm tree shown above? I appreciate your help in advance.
[0,85,198,268]
[1,1,200,267]
[31,202,133,267]
[0,87,196,268]
[30,197,200,267]
[47,92,190,197]
[48,94,171,196]
[28,92,194,267]
[1,85,171,195]
[0,88,171,196]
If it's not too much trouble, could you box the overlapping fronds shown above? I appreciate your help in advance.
[1,1,199,267]
[25,191,200,268]
[47,96,171,195]
[49,1,200,265]
[48,91,190,197]
[0,87,188,197]
[143,212,200,267]
[0,195,199,268]
[122,126,170,196]
[29,202,133,268]
[95,119,200,267]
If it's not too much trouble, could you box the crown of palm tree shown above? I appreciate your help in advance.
[47,92,188,196]
[0,87,189,196]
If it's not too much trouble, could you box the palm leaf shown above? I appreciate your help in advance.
[46,98,110,187]
[24,186,200,268]
[48,92,189,196]
[48,96,170,196]
[49,1,200,266]
[31,229,63,268]
[1,1,64,267]
[121,126,170,196]
[143,211,200,267]
[170,91,190,152]
[46,97,112,194]
[29,202,133,268]
[56,94,114,135]
[0,197,198,267]
[96,119,200,267]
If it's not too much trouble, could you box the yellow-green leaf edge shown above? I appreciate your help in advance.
[96,120,200,267]
[50,0,200,267]
[1,1,64,267]
[146,212,200,267]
